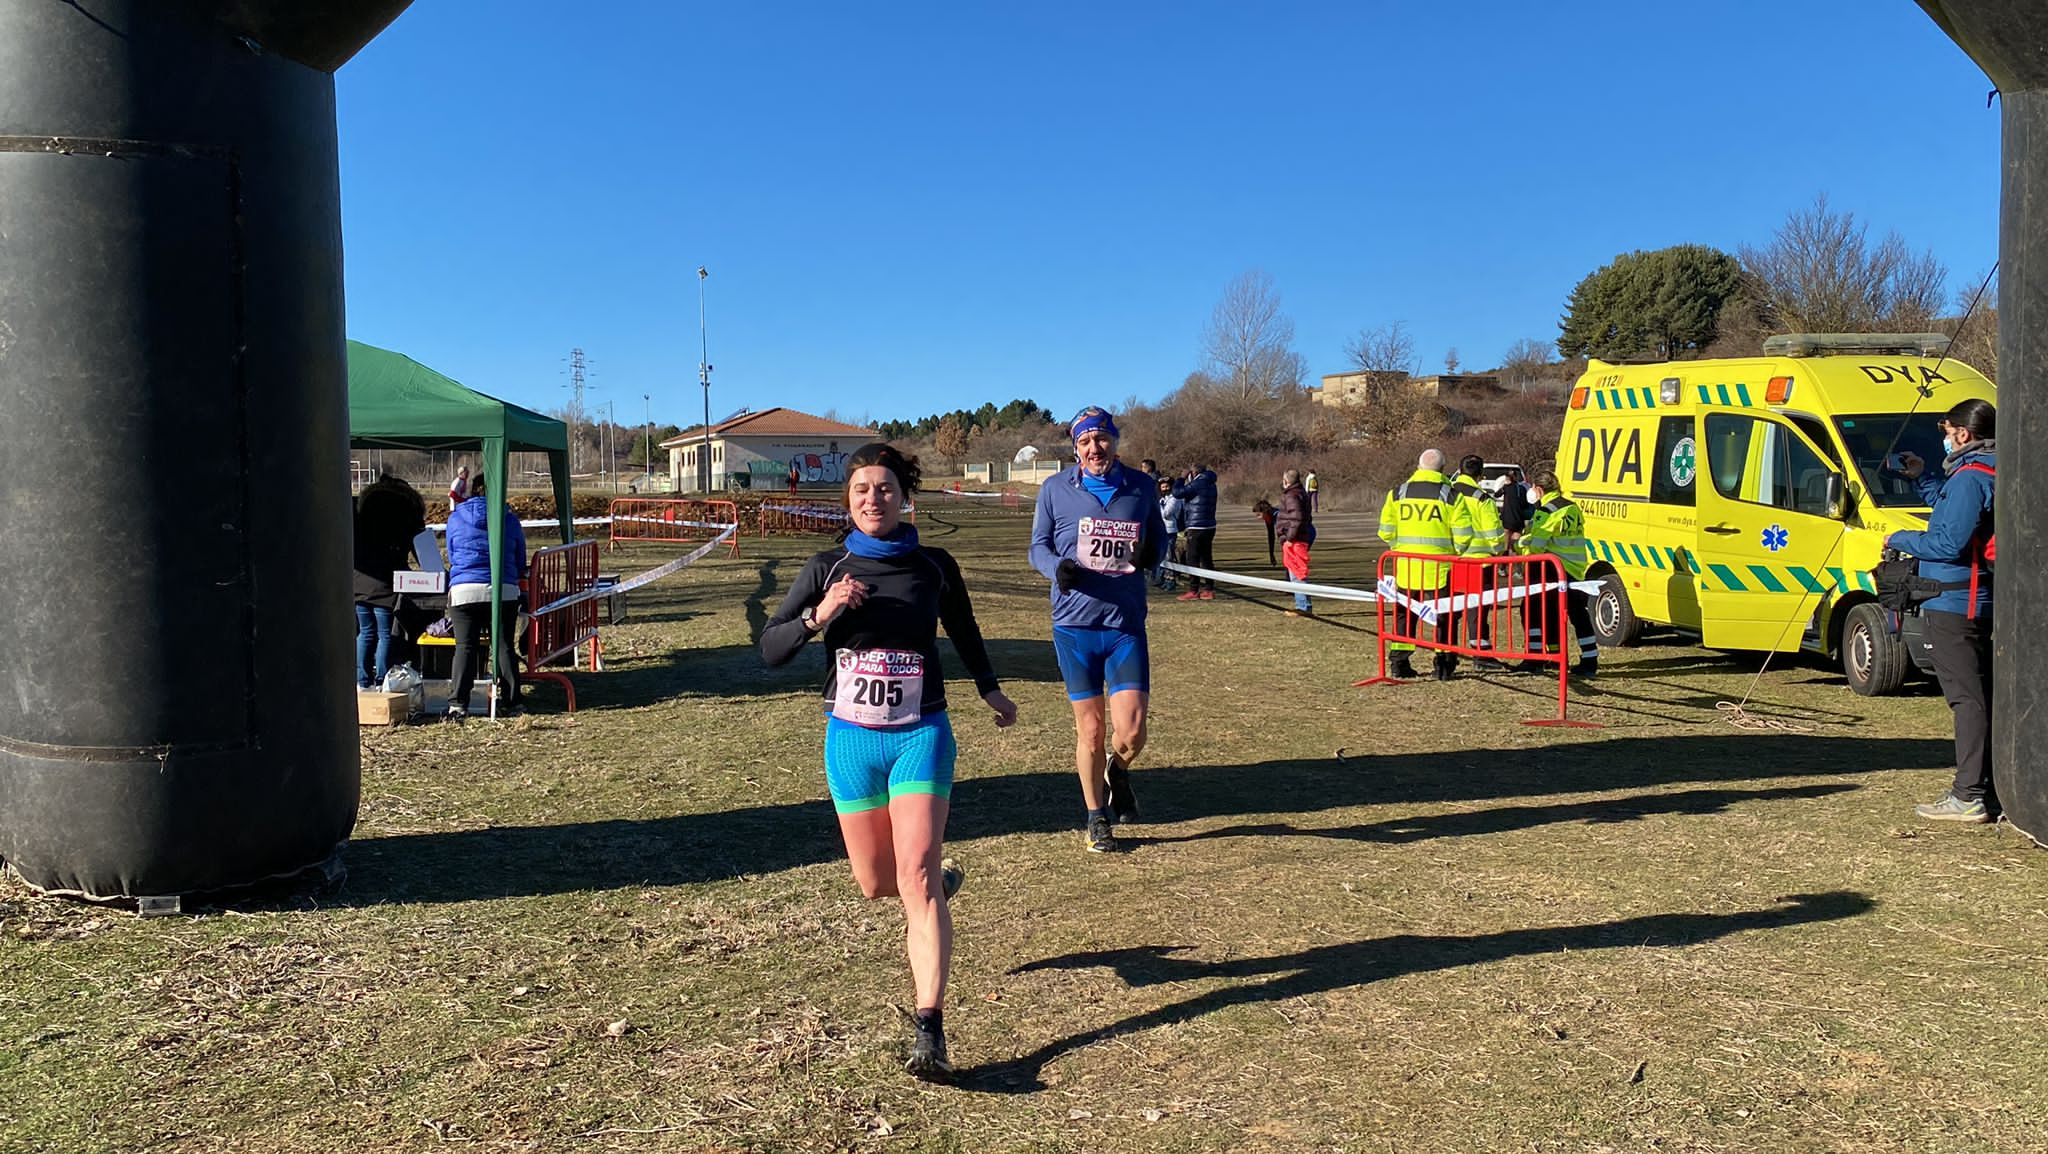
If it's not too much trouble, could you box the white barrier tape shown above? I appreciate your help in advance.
[1161,562,1380,602]
[526,525,738,617]
[757,503,920,519]
[1161,561,1602,617]
[610,517,738,530]
[1373,575,1607,622]
[760,503,849,519]
[427,516,613,533]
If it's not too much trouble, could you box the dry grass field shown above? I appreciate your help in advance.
[3,503,2043,1152]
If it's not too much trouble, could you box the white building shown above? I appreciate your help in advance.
[662,408,879,494]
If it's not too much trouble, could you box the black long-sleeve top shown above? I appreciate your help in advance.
[761,544,1001,717]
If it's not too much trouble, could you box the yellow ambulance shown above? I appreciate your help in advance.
[1556,333,1995,695]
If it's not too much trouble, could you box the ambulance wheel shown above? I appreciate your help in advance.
[1843,603,1908,697]
[1590,572,1641,648]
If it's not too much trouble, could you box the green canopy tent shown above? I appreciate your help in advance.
[346,340,573,708]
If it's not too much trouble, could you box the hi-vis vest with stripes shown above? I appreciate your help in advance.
[1379,471,1462,588]
[1451,477,1506,557]
[1518,497,1590,580]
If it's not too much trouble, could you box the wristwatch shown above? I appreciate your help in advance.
[800,606,820,633]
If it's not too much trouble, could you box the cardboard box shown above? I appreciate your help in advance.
[357,691,410,726]
[393,570,446,593]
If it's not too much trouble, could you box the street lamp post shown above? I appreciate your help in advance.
[696,266,712,494]
[643,392,653,490]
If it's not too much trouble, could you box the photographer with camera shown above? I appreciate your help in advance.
[1885,399,1997,824]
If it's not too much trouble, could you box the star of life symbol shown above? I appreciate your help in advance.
[1669,437,1697,486]
[1762,524,1789,553]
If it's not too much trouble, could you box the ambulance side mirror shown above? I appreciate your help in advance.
[1825,474,1847,520]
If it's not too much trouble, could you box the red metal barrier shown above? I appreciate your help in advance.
[758,497,916,535]
[608,498,740,556]
[1355,551,1599,728]
[521,539,603,712]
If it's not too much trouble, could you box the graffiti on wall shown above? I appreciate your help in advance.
[748,450,850,484]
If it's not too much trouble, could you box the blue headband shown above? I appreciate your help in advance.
[1070,407,1119,441]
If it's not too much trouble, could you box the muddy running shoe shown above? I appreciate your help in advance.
[1106,754,1139,823]
[1914,793,1991,824]
[1085,815,1119,853]
[905,1013,953,1082]
[940,857,965,901]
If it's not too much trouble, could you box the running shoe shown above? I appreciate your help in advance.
[1199,590,1215,601]
[1177,591,1201,602]
[1085,815,1119,853]
[1914,792,1991,824]
[940,857,965,901]
[905,1014,953,1082]
[442,707,467,724]
[1474,654,1507,671]
[1106,755,1139,822]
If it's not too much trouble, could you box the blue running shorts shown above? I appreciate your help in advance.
[823,712,957,814]
[1052,625,1150,702]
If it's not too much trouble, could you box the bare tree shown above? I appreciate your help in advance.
[1500,336,1556,394]
[1739,194,1949,333]
[1941,268,2000,381]
[1343,321,1417,400]
[1444,347,1461,374]
[1345,321,1415,375]
[1202,270,1306,400]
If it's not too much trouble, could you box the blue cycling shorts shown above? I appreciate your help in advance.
[1052,625,1150,702]
[823,712,956,814]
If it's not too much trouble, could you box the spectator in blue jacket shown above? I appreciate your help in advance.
[1171,464,1219,599]
[1029,406,1167,854]
[443,474,529,720]
[1887,398,1996,823]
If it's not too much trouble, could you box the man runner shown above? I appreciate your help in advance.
[1029,406,1168,853]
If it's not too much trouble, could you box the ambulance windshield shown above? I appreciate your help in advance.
[1834,413,1949,508]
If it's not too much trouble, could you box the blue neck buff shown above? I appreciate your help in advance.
[845,524,920,558]
[1079,461,1123,507]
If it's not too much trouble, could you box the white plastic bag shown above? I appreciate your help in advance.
[382,662,425,718]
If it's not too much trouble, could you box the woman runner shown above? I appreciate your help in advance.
[761,442,1018,1080]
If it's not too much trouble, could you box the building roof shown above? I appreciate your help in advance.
[661,407,878,447]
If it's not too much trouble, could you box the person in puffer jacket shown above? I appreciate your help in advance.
[443,473,529,719]
[1171,465,1219,598]
[1887,398,1997,824]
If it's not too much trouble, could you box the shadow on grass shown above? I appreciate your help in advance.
[955,890,1875,1093]
[1125,782,1859,848]
[334,735,1942,906]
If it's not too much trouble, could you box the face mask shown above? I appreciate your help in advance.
[1943,434,1960,455]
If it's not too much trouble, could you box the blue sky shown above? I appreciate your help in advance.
[337,1,2001,431]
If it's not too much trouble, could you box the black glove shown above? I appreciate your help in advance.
[1057,558,1085,592]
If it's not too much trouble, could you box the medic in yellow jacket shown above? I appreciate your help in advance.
[1378,449,1466,678]
[1514,470,1598,675]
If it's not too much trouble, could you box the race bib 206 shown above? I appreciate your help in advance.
[1077,516,1141,575]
